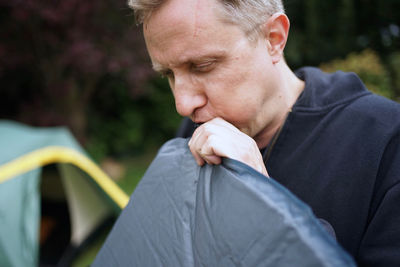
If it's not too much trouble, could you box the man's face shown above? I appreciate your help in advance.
[143,0,284,138]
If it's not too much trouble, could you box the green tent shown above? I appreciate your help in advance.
[0,120,128,266]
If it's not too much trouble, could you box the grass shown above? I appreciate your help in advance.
[71,232,109,267]
[116,148,158,195]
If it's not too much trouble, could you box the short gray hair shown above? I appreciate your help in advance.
[128,0,284,38]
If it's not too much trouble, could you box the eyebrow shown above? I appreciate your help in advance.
[152,61,165,73]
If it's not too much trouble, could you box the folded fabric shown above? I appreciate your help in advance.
[93,138,355,266]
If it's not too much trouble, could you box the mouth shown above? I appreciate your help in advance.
[190,115,206,128]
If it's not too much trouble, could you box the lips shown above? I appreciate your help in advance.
[190,114,207,125]
[190,111,213,126]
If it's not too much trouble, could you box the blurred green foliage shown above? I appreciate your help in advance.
[86,76,180,160]
[388,52,400,97]
[285,0,400,68]
[285,0,400,103]
[0,0,153,145]
[320,49,394,99]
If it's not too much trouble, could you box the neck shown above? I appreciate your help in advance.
[254,61,304,149]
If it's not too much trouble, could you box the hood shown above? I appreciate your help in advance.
[294,67,371,111]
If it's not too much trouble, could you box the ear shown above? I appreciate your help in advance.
[262,13,290,64]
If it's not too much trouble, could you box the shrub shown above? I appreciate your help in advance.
[320,49,394,99]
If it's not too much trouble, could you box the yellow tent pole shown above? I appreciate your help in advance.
[0,146,129,209]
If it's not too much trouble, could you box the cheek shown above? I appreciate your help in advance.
[201,50,268,119]
[210,61,252,95]
[206,64,260,105]
[207,83,260,124]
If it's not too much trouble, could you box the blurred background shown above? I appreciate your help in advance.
[0,0,399,266]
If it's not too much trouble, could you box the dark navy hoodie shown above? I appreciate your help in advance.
[177,67,400,266]
[268,67,400,266]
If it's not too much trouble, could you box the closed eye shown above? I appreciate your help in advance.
[161,69,174,79]
[191,60,216,72]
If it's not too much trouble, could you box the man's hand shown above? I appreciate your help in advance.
[188,118,269,177]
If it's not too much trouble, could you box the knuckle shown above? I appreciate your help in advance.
[202,123,213,133]
[207,134,218,144]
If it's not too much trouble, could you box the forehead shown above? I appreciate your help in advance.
[143,0,246,69]
[144,0,219,25]
[144,0,220,43]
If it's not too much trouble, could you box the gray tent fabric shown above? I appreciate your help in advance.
[94,138,355,266]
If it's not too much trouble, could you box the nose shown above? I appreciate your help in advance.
[172,74,207,117]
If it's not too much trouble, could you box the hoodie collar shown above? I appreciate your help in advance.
[293,67,371,112]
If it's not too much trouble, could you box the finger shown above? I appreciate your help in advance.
[189,129,209,166]
[189,140,206,166]
[194,152,206,166]
[188,122,208,148]
[202,135,231,160]
[190,118,269,176]
[200,136,223,165]
[189,119,242,166]
[190,123,225,165]
[203,154,222,165]
[211,117,240,132]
